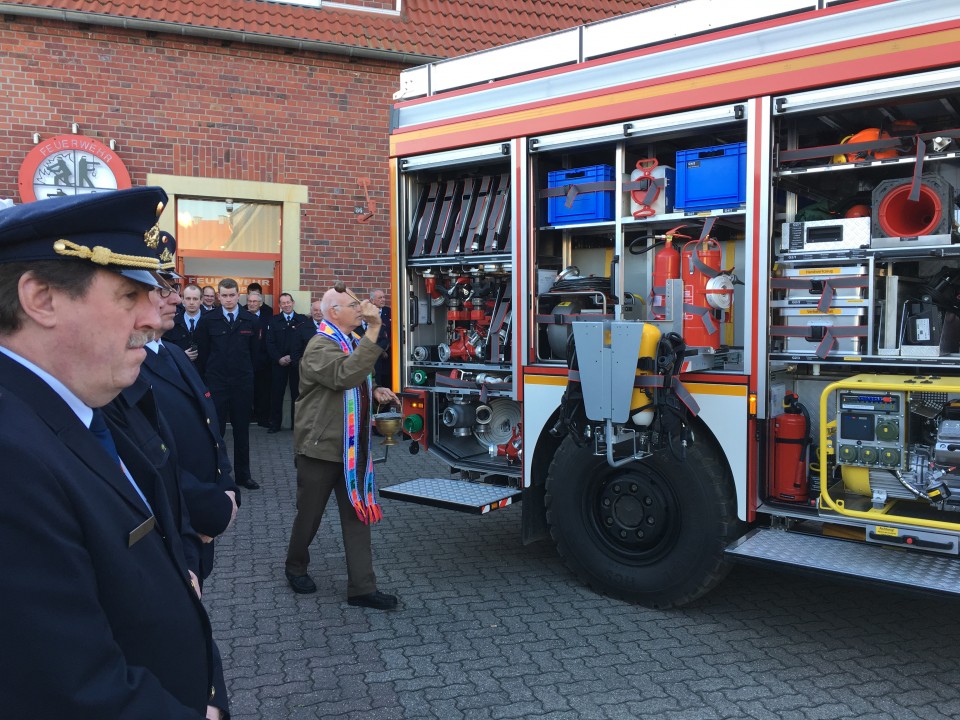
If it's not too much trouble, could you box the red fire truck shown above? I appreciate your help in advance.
[382,0,960,606]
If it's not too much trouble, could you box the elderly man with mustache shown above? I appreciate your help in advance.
[0,188,227,719]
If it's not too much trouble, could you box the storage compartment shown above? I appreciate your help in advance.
[772,307,868,357]
[546,164,615,225]
[675,142,747,210]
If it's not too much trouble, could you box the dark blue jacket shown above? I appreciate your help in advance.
[141,343,239,579]
[265,311,309,365]
[163,309,201,353]
[195,307,259,386]
[0,352,215,718]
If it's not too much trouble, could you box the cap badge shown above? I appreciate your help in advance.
[143,224,160,249]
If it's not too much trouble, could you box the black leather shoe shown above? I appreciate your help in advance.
[238,478,260,490]
[347,590,398,610]
[286,572,317,594]
[267,427,281,434]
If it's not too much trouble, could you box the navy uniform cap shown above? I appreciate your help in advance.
[0,187,170,289]
[156,230,183,281]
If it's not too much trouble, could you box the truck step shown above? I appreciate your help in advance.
[380,477,522,514]
[725,528,960,598]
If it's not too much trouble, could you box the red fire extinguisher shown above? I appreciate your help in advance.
[681,238,727,349]
[772,393,810,502]
[650,237,680,320]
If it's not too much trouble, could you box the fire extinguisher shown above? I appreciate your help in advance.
[772,393,810,502]
[681,238,735,349]
[650,237,680,321]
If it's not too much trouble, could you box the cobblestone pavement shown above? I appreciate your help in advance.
[206,428,960,719]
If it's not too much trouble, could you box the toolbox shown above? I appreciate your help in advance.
[675,142,747,211]
[547,164,615,225]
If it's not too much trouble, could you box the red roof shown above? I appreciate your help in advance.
[2,0,669,60]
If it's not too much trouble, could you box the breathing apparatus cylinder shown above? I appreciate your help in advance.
[681,238,723,349]
[629,323,663,427]
[772,393,810,502]
[651,238,680,321]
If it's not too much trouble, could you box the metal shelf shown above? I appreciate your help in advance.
[621,207,746,227]
[769,352,960,368]
[775,148,960,177]
[406,252,511,268]
[410,361,512,372]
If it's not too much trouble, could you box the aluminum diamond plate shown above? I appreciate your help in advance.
[380,478,522,514]
[727,528,960,596]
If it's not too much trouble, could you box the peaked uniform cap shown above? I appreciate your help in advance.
[0,187,170,288]
[157,230,182,280]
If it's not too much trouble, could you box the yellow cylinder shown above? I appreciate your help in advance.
[630,323,662,426]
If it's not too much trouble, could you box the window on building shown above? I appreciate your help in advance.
[264,0,400,14]
[176,198,281,254]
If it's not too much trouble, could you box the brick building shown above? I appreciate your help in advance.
[0,0,664,304]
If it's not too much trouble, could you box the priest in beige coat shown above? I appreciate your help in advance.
[283,285,400,610]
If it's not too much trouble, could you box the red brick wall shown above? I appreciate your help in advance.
[0,16,401,298]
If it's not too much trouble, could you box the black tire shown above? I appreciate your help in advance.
[545,434,739,608]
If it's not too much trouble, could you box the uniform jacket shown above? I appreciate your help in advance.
[249,311,270,371]
[294,318,322,364]
[294,332,383,462]
[0,352,215,718]
[265,311,308,365]
[195,307,259,386]
[163,310,202,354]
[361,307,390,352]
[141,343,239,579]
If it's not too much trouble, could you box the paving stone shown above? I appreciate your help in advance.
[206,428,960,719]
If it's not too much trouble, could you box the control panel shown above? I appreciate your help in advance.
[836,390,907,469]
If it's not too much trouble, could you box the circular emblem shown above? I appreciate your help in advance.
[17,134,132,203]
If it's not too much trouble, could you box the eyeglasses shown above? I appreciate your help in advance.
[156,283,182,298]
[333,301,361,310]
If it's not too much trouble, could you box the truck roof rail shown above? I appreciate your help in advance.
[395,0,832,100]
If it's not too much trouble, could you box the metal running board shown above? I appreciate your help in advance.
[380,478,522,514]
[726,528,960,598]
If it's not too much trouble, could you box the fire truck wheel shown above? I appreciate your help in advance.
[545,435,738,608]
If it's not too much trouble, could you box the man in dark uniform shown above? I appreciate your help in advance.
[0,187,225,718]
[246,290,272,427]
[143,235,240,584]
[195,277,260,490]
[243,281,272,318]
[367,288,392,388]
[163,282,203,362]
[295,299,323,362]
[265,292,307,433]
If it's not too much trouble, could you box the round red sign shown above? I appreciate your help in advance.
[17,134,132,203]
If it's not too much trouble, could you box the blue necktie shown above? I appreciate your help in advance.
[89,408,122,467]
[90,408,152,512]
[189,317,196,333]
[227,312,235,325]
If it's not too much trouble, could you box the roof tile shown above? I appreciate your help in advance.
[3,0,669,59]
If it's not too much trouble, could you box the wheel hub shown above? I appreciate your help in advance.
[596,474,671,552]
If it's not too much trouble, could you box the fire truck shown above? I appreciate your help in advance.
[381,0,960,607]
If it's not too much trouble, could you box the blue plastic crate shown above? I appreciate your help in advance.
[675,143,747,211]
[547,165,615,225]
